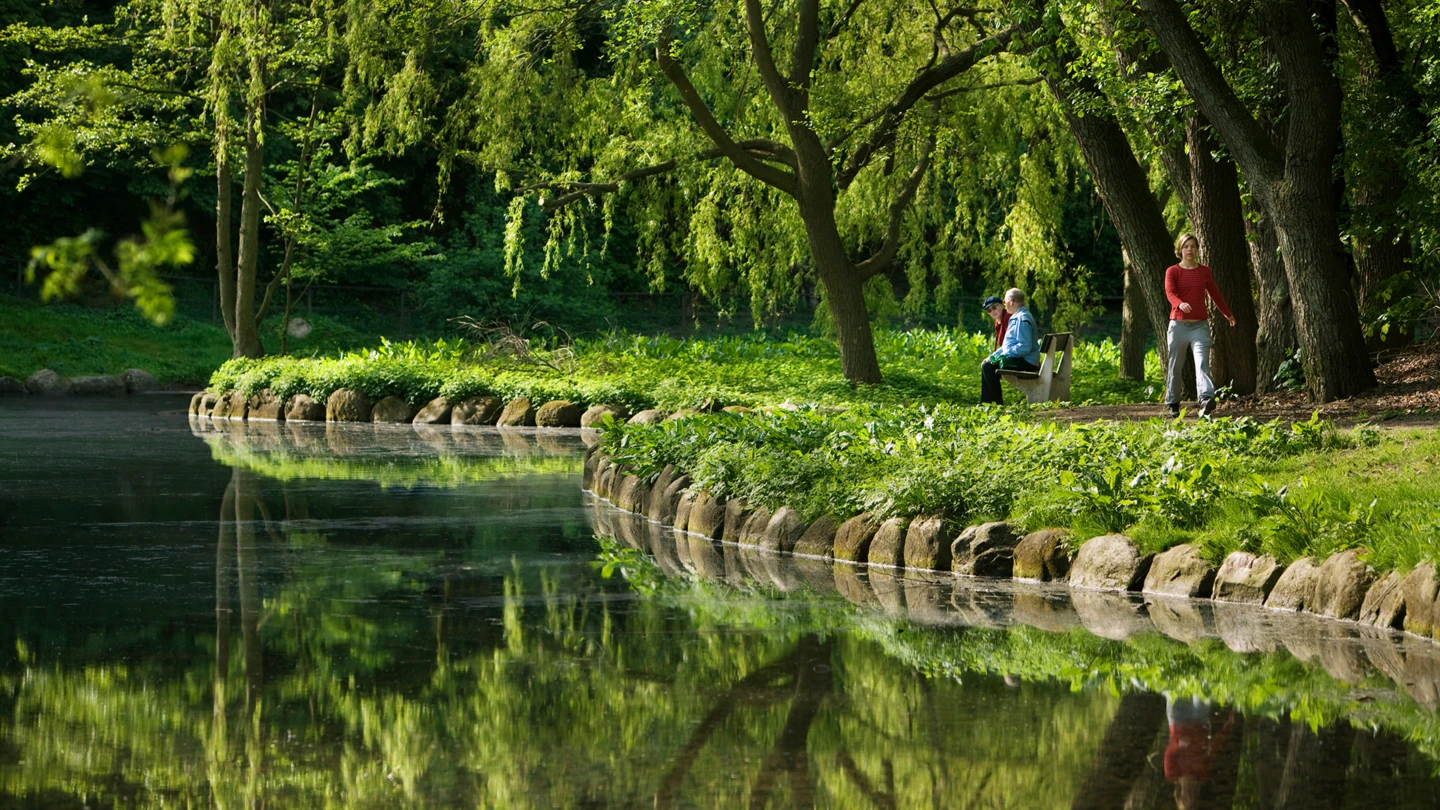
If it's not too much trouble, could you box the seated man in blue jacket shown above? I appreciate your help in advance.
[980,288,1041,405]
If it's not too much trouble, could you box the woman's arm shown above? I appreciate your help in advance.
[1204,269,1235,324]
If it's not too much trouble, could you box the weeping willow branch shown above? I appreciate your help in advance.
[526,139,798,211]
[854,128,936,280]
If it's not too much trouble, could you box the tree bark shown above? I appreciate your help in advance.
[216,145,237,343]
[1344,0,1418,348]
[232,101,265,359]
[1040,57,1174,371]
[1187,116,1258,394]
[1120,251,1148,381]
[1246,199,1296,393]
[1137,0,1375,402]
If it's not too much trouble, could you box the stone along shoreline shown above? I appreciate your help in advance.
[583,448,1440,647]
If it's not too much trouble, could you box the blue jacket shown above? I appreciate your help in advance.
[999,306,1041,367]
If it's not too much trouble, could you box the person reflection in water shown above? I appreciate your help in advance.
[1165,696,1234,810]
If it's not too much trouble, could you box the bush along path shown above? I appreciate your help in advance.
[587,406,1440,646]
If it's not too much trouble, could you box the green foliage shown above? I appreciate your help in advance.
[206,325,1161,412]
[601,404,1340,538]
[25,143,195,326]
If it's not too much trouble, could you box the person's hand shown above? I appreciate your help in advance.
[1226,315,1236,327]
[1178,302,1192,314]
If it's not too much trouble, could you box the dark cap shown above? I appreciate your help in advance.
[981,295,1003,310]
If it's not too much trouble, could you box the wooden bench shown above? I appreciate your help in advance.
[998,332,1073,404]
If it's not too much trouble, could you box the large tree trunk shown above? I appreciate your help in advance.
[1041,66,1174,370]
[795,143,883,384]
[1344,0,1417,349]
[1138,0,1374,402]
[232,102,265,359]
[216,145,237,342]
[813,257,882,384]
[1120,251,1148,381]
[1187,116,1258,395]
[1245,201,1296,393]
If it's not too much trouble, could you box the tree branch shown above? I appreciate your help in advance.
[835,25,1018,190]
[826,0,867,40]
[853,129,935,280]
[790,0,820,92]
[742,0,800,123]
[1133,0,1283,186]
[530,139,797,211]
[655,37,798,195]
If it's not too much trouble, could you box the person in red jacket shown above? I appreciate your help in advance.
[1165,233,1236,418]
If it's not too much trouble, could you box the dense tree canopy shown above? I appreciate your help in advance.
[5,0,1440,399]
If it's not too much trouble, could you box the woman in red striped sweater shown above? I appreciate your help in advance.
[1165,233,1236,418]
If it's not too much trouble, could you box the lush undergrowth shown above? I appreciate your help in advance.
[206,328,1162,411]
[0,294,385,384]
[598,406,1440,572]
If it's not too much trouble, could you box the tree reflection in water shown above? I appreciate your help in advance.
[2,421,1440,808]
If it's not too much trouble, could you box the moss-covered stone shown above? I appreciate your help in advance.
[326,388,371,422]
[371,396,415,424]
[453,396,503,425]
[497,397,536,427]
[536,399,584,427]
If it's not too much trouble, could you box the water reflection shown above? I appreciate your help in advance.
[1,400,1438,808]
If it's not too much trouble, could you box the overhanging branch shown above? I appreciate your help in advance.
[835,25,1018,189]
[853,129,936,280]
[531,139,797,211]
[655,35,798,195]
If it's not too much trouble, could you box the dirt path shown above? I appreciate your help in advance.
[1054,342,1440,428]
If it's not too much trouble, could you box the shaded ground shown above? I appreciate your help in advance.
[1055,341,1440,428]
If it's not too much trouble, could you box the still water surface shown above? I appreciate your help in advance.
[2,397,1439,809]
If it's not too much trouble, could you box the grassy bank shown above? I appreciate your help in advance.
[0,294,384,384]
[207,329,1162,411]
[598,406,1440,573]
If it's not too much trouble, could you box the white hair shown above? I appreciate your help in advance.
[1004,288,1026,305]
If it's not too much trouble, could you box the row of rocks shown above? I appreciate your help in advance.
[586,449,1440,644]
[192,387,637,428]
[590,502,1440,705]
[2,368,159,396]
[195,387,767,427]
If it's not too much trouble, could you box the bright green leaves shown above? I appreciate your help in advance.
[26,145,196,327]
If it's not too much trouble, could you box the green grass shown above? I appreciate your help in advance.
[598,406,1440,575]
[205,328,1165,411]
[0,294,387,384]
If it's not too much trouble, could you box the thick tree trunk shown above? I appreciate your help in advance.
[1245,201,1296,393]
[1042,70,1173,371]
[1139,0,1375,401]
[1119,252,1147,381]
[795,144,883,384]
[216,146,237,342]
[1187,116,1259,395]
[232,103,265,359]
[815,260,882,385]
[1345,0,1417,349]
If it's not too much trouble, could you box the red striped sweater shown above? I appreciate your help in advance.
[1164,264,1233,321]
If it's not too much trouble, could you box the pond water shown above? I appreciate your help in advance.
[2,397,1440,809]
